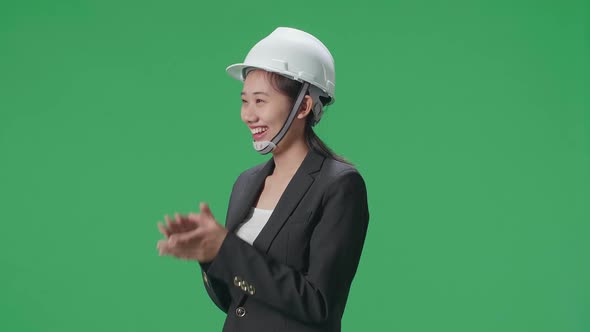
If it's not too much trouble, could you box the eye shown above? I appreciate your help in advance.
[256,99,265,104]
[241,99,247,104]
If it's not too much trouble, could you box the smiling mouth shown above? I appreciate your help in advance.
[251,127,269,140]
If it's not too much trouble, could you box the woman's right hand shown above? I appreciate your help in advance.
[158,212,198,238]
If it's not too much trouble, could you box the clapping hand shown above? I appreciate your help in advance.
[157,202,228,263]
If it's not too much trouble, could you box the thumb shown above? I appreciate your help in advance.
[200,202,214,218]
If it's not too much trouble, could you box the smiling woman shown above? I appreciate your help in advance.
[157,26,370,332]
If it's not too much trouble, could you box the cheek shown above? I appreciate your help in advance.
[268,104,290,122]
[258,105,276,121]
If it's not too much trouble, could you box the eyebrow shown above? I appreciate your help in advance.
[241,91,270,96]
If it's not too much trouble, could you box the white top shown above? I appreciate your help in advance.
[235,207,274,245]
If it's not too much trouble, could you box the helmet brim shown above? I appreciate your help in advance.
[226,63,248,81]
[226,63,300,82]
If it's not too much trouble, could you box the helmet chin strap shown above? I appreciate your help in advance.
[253,81,310,155]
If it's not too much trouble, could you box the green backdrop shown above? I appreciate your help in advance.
[1,0,588,331]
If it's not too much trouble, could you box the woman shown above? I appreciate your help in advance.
[157,27,370,332]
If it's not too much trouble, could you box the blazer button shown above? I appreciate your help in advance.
[233,276,242,287]
[235,306,246,317]
[240,280,249,292]
[248,284,255,295]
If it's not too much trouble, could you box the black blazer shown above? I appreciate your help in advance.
[198,148,370,332]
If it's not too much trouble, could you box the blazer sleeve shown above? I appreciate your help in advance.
[202,169,370,324]
[198,261,231,313]
[197,175,243,313]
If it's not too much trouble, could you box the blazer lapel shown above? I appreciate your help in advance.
[226,149,325,254]
[226,158,275,234]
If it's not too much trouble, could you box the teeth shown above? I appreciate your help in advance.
[251,127,268,134]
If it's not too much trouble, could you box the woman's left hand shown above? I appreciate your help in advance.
[157,202,228,263]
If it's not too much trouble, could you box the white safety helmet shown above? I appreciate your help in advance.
[226,27,336,154]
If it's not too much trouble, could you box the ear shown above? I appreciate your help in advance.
[297,95,313,119]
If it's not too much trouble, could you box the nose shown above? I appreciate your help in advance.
[241,102,258,124]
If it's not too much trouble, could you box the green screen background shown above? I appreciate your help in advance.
[1,0,588,331]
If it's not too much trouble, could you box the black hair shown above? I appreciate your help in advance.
[247,69,354,166]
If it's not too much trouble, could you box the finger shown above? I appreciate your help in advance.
[157,222,170,238]
[159,239,183,257]
[201,203,217,223]
[181,213,200,231]
[187,212,201,224]
[170,227,202,246]
[174,212,188,232]
[176,213,190,231]
[199,202,211,217]
[157,239,170,256]
[161,237,200,260]
[166,213,182,234]
[180,227,203,243]
[163,244,190,260]
[172,212,183,233]
[165,214,174,230]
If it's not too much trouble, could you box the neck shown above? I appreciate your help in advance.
[271,138,309,178]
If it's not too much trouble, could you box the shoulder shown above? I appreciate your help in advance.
[318,158,369,213]
[319,157,367,193]
[320,157,364,180]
